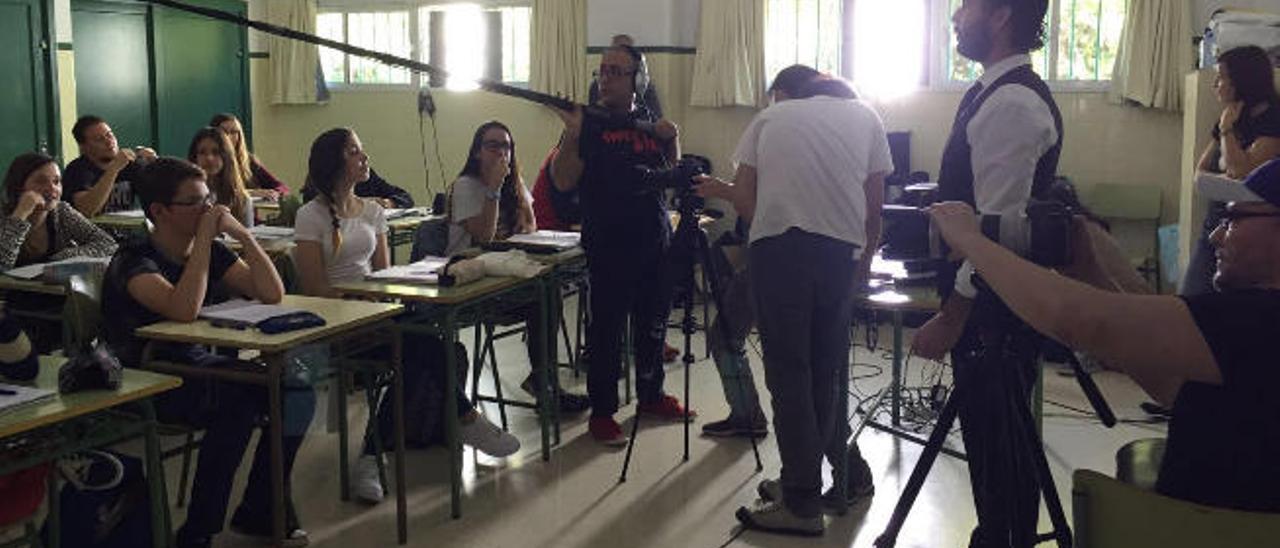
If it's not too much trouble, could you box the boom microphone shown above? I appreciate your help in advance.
[137,0,662,135]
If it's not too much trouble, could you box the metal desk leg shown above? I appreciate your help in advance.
[538,279,553,460]
[892,310,904,427]
[337,368,350,502]
[547,279,563,446]
[443,310,462,519]
[47,458,59,548]
[141,400,172,548]
[267,356,286,546]
[392,326,408,544]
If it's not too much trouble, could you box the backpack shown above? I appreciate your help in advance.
[373,335,470,449]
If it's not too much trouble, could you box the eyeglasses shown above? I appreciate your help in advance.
[1217,209,1280,230]
[481,140,512,152]
[594,66,636,79]
[168,194,214,208]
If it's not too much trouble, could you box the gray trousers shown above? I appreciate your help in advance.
[750,228,858,518]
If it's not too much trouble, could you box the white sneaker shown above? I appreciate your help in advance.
[459,414,520,457]
[352,454,384,504]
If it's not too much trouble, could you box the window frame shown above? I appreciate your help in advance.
[316,0,532,91]
[930,0,1126,92]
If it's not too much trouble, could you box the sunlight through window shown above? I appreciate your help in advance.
[853,0,926,98]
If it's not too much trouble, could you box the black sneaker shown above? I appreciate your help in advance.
[230,499,309,547]
[701,416,768,438]
[557,392,591,414]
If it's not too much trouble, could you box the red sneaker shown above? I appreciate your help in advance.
[663,343,680,363]
[589,416,628,447]
[637,395,697,422]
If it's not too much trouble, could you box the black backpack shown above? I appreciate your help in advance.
[372,335,470,449]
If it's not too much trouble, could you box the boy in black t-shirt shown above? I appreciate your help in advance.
[925,158,1280,514]
[102,158,312,547]
[63,115,157,217]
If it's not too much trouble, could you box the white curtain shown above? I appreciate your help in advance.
[1109,0,1193,111]
[530,0,588,102]
[690,0,766,108]
[267,0,326,105]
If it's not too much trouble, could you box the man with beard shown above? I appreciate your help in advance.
[910,0,1063,545]
[64,115,158,217]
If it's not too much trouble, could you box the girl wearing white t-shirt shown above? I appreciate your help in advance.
[293,128,518,505]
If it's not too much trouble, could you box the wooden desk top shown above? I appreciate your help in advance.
[0,276,67,296]
[0,356,182,439]
[857,281,940,313]
[134,295,403,354]
[91,212,149,230]
[387,210,440,231]
[334,275,530,306]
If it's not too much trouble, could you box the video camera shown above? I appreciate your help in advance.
[638,156,711,214]
[881,198,1075,268]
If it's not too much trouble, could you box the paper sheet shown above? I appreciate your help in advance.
[504,230,581,250]
[366,256,448,284]
[0,382,56,414]
[198,299,306,325]
[4,257,111,280]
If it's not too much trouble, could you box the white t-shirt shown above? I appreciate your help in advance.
[294,198,387,284]
[445,174,534,257]
[733,95,893,254]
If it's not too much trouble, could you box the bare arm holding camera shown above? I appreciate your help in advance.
[927,201,1221,407]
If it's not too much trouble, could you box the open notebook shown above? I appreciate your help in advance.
[4,256,111,281]
[497,230,581,251]
[0,382,56,414]
[366,256,449,284]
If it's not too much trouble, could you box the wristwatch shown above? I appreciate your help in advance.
[485,189,501,201]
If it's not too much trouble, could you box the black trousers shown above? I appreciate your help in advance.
[951,315,1042,548]
[585,241,672,417]
[154,353,315,539]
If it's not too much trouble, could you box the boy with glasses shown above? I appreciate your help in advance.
[102,157,313,547]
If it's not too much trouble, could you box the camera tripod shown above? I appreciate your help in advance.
[619,195,764,481]
[874,291,1115,548]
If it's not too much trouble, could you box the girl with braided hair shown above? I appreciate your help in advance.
[293,128,519,506]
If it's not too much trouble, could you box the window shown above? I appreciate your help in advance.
[945,0,1127,85]
[764,0,844,92]
[317,2,531,89]
[762,0,1128,96]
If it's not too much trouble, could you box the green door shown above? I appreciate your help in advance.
[152,0,250,156]
[71,0,155,151]
[0,0,56,165]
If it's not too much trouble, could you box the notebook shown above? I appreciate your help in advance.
[0,382,56,414]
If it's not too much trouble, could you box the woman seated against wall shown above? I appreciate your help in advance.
[444,121,590,413]
[210,113,290,201]
[1184,45,1280,295]
[189,127,254,228]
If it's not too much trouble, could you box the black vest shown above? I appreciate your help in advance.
[936,64,1063,298]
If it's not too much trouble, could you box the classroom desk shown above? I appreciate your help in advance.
[385,209,439,263]
[333,272,552,520]
[135,295,408,545]
[90,211,149,237]
[0,356,182,548]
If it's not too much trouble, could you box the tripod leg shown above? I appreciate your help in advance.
[874,385,964,548]
[1008,378,1073,548]
[619,406,642,483]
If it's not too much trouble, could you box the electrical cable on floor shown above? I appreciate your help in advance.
[715,526,749,548]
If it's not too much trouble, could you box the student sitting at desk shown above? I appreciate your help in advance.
[1,153,118,351]
[101,158,312,548]
[294,128,519,505]
[1,153,117,271]
[188,127,254,228]
[210,113,290,200]
[445,122,590,414]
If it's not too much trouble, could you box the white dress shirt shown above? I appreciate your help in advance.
[955,53,1059,298]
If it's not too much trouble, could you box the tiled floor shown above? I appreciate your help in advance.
[165,310,1166,548]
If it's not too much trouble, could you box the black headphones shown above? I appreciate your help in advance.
[614,44,650,100]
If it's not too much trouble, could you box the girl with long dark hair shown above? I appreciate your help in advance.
[188,127,253,227]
